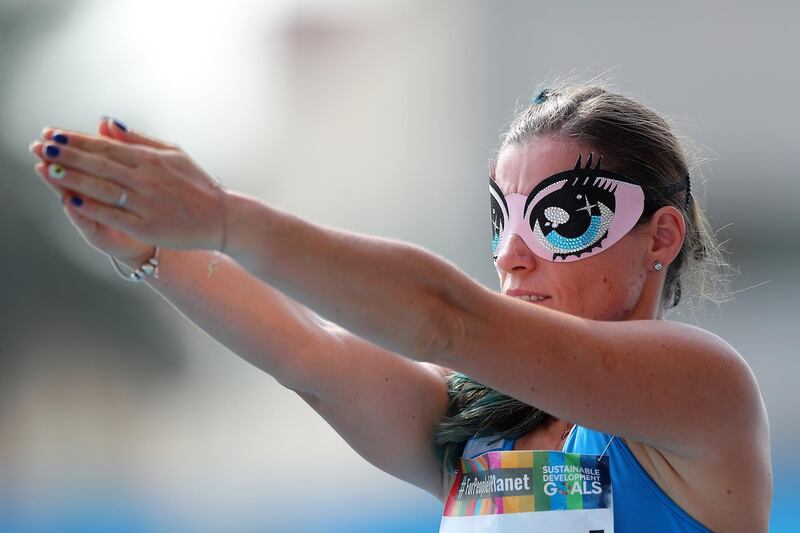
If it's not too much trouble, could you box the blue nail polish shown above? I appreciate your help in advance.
[45,145,60,158]
[112,119,128,132]
[71,196,83,207]
[53,133,69,145]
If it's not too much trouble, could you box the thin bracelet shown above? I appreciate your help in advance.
[214,175,227,254]
[108,246,160,283]
[207,176,227,279]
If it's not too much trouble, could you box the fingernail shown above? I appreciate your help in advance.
[71,196,83,207]
[48,163,66,180]
[53,132,69,145]
[45,144,60,158]
[112,118,128,132]
[28,141,38,155]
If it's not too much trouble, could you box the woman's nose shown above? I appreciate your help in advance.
[495,234,537,273]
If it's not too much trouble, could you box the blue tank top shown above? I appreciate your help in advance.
[460,425,713,532]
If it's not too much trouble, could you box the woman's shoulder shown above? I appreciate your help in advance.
[664,321,766,435]
[630,319,768,469]
[636,319,760,406]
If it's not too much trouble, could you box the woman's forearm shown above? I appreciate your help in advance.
[223,191,480,360]
[118,247,331,392]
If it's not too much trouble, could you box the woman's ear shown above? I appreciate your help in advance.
[646,206,686,268]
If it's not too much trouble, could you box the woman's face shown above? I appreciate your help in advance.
[493,136,655,321]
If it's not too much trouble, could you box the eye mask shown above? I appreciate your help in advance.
[490,154,688,262]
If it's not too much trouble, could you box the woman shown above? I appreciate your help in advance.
[29,83,771,531]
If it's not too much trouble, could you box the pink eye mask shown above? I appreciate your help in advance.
[490,154,687,262]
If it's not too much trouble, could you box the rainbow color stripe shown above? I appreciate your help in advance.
[443,450,611,517]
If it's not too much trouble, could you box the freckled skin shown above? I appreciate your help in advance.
[600,349,619,372]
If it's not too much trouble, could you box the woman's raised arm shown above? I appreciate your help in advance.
[222,192,764,459]
[118,247,452,500]
[32,126,764,460]
[30,126,452,500]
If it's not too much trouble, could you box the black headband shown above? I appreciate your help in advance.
[643,172,691,211]
[570,153,691,211]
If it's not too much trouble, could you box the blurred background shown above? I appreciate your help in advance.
[0,0,796,531]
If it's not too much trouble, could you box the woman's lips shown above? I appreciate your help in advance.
[512,294,550,303]
[504,289,551,303]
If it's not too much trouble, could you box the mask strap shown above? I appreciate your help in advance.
[642,173,692,209]
[645,174,689,195]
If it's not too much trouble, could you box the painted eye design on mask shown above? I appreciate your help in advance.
[525,176,617,260]
[489,153,647,263]
[490,179,508,260]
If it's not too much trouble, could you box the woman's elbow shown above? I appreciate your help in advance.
[416,287,473,363]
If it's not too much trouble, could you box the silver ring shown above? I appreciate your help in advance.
[116,186,128,208]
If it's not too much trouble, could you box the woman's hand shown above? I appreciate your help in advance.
[28,120,225,252]
[29,119,161,264]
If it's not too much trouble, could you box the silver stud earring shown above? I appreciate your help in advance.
[653,260,663,271]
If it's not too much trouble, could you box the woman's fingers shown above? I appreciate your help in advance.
[33,156,110,243]
[29,139,47,160]
[98,117,177,150]
[60,188,144,237]
[33,139,139,188]
[61,193,100,233]
[32,120,221,250]
[32,162,70,205]
[33,161,144,216]
[39,127,146,168]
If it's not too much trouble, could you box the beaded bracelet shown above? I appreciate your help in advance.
[108,247,160,283]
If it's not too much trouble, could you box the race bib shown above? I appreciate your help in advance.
[440,450,613,532]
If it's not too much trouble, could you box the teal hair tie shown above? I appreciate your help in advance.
[532,88,550,104]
